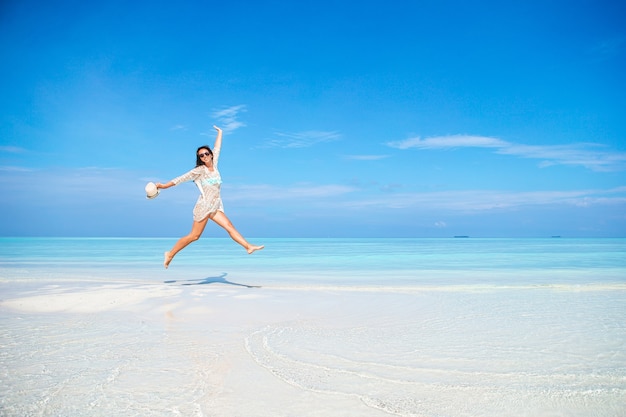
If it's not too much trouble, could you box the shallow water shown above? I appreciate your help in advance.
[246,290,626,416]
[1,238,625,416]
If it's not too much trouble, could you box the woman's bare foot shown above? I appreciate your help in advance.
[164,251,173,269]
[247,245,264,254]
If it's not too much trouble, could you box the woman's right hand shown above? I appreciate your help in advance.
[157,181,175,189]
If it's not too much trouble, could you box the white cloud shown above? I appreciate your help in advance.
[225,183,356,201]
[338,187,626,212]
[211,104,247,133]
[387,134,626,172]
[499,142,626,170]
[0,166,32,172]
[0,166,147,203]
[0,146,27,153]
[388,135,505,150]
[222,178,626,215]
[345,155,390,161]
[265,131,341,148]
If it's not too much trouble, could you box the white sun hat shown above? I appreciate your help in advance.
[145,182,160,199]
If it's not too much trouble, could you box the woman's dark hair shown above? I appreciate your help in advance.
[195,145,213,167]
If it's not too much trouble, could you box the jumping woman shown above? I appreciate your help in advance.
[156,125,264,268]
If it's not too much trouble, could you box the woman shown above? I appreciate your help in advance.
[156,125,264,269]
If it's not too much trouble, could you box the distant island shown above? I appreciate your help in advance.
[453,235,469,238]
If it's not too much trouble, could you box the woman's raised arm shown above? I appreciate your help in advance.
[213,125,223,152]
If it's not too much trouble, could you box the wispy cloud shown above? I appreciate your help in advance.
[0,146,27,153]
[0,166,33,172]
[335,186,626,213]
[226,183,356,201]
[223,180,626,214]
[170,125,187,131]
[388,135,505,150]
[211,105,246,133]
[345,154,390,161]
[264,131,341,148]
[0,166,148,203]
[387,134,626,171]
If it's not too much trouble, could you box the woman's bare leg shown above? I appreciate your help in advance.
[164,217,210,268]
[210,211,264,254]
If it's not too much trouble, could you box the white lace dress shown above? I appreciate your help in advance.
[171,145,224,222]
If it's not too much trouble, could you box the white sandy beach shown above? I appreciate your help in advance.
[2,277,625,417]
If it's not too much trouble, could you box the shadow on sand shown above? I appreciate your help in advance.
[164,272,261,288]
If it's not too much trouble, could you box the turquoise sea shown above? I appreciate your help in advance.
[1,237,625,287]
[1,237,625,416]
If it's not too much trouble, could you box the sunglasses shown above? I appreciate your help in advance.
[198,152,212,158]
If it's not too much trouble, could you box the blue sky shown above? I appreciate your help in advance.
[1,0,625,237]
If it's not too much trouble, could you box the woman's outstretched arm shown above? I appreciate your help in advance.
[156,181,174,189]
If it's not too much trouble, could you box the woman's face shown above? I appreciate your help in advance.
[197,149,212,163]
